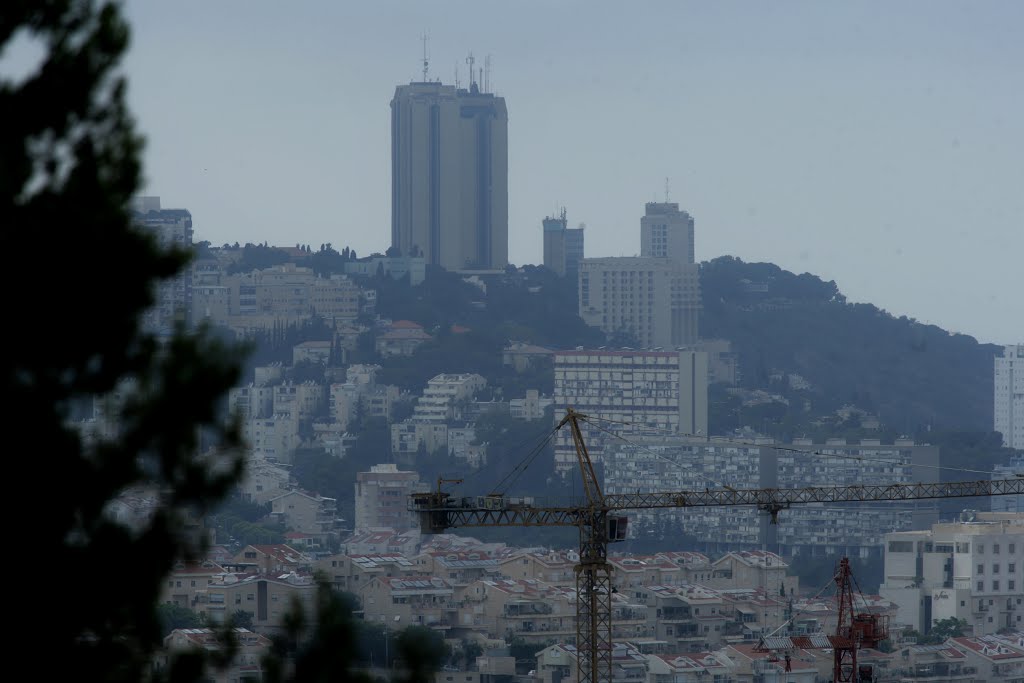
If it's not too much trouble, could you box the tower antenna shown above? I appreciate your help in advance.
[466,52,476,88]
[455,61,460,89]
[421,32,430,82]
[484,54,492,93]
[665,177,670,203]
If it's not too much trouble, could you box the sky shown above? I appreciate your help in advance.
[108,3,1024,343]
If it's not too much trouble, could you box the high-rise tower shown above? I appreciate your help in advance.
[390,72,508,271]
[995,344,1024,449]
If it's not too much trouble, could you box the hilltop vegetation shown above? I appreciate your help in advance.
[700,256,1001,432]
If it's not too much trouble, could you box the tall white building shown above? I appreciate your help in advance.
[552,349,708,471]
[879,512,1023,636]
[995,344,1024,449]
[993,453,1024,514]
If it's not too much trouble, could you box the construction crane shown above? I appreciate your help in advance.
[410,409,1024,683]
[755,556,888,682]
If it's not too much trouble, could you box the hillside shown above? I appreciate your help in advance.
[700,256,1001,432]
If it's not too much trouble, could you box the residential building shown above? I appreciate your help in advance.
[552,349,709,471]
[376,320,433,357]
[996,344,1024,449]
[641,584,730,652]
[272,381,326,421]
[455,578,578,642]
[879,512,1024,636]
[243,411,300,463]
[232,544,313,574]
[354,464,424,532]
[292,340,333,365]
[390,76,508,270]
[509,389,553,420]
[344,254,427,285]
[237,456,291,504]
[579,256,701,349]
[339,528,421,556]
[314,553,422,594]
[132,196,193,336]
[502,341,554,373]
[412,373,487,422]
[604,433,940,556]
[948,632,1024,681]
[268,489,344,546]
[157,628,271,683]
[534,643,650,683]
[199,571,317,634]
[359,575,455,630]
[391,420,449,459]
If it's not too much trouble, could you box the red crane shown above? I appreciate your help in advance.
[756,556,888,682]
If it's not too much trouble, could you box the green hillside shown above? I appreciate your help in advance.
[700,256,1001,432]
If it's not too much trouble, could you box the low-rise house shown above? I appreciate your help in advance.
[161,561,228,610]
[948,632,1024,681]
[641,584,729,652]
[157,628,271,683]
[197,571,317,634]
[314,552,424,593]
[359,575,455,631]
[232,544,313,574]
[269,489,343,546]
[535,643,648,683]
[340,528,421,556]
[456,578,576,642]
[497,549,578,587]
[707,550,798,596]
[376,320,432,357]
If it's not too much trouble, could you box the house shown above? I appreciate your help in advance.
[157,628,271,683]
[231,544,313,574]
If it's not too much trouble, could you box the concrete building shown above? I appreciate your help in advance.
[579,256,701,349]
[552,349,709,471]
[343,254,427,286]
[412,373,487,422]
[879,512,1023,636]
[578,202,701,348]
[268,489,344,547]
[641,201,695,265]
[604,434,940,556]
[390,76,508,271]
[542,209,585,279]
[158,628,271,683]
[509,389,553,420]
[132,196,193,336]
[354,464,423,532]
[996,344,1024,449]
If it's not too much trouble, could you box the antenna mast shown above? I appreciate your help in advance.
[665,177,670,203]
[466,52,476,89]
[421,32,430,82]
[484,54,492,93]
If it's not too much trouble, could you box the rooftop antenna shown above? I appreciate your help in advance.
[484,54,492,93]
[466,52,476,89]
[454,61,460,89]
[665,177,670,203]
[421,32,430,82]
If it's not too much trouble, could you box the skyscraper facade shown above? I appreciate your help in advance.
[995,344,1024,449]
[542,209,585,279]
[640,202,694,264]
[390,79,508,271]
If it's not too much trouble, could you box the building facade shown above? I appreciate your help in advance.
[542,210,585,280]
[995,344,1024,449]
[132,196,193,336]
[552,350,709,471]
[879,512,1023,636]
[390,78,508,270]
[354,464,423,532]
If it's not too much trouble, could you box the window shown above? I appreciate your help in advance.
[994,564,1000,574]
[889,541,914,553]
[977,581,984,591]
[993,580,1000,591]
[1011,544,1017,554]
[994,544,1000,554]
[979,544,985,554]
[1010,581,1016,590]
[978,564,984,574]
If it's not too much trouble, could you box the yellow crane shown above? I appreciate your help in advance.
[410,408,1024,683]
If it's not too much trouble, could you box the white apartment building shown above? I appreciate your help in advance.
[412,373,487,422]
[879,512,1023,636]
[509,389,553,420]
[996,344,1024,449]
[354,464,424,532]
[552,350,709,471]
[604,434,939,556]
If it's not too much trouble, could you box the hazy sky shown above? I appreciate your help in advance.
[116,2,1022,344]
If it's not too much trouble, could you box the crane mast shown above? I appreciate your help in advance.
[409,410,1024,683]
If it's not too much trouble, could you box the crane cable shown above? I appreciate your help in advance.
[581,414,1006,478]
[490,426,559,497]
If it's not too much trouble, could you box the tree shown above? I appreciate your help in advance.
[158,603,206,637]
[4,3,246,680]
[929,617,969,642]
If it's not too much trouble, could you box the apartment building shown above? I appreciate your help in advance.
[272,381,326,421]
[552,349,709,471]
[132,196,193,336]
[641,584,730,652]
[268,489,344,546]
[412,373,487,422]
[608,551,712,589]
[359,575,455,630]
[354,464,424,532]
[879,512,1024,636]
[995,344,1024,449]
[158,628,271,683]
[604,434,939,556]
[455,578,578,643]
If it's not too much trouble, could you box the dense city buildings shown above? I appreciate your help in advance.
[132,196,193,337]
[552,349,708,471]
[390,75,508,270]
[879,512,1024,636]
[604,434,940,556]
[995,344,1024,449]
[579,203,701,347]
[542,209,585,279]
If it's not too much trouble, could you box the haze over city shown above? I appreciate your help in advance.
[115,1,1023,344]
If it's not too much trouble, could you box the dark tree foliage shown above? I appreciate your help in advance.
[3,2,247,681]
[226,242,292,273]
[700,256,1001,430]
